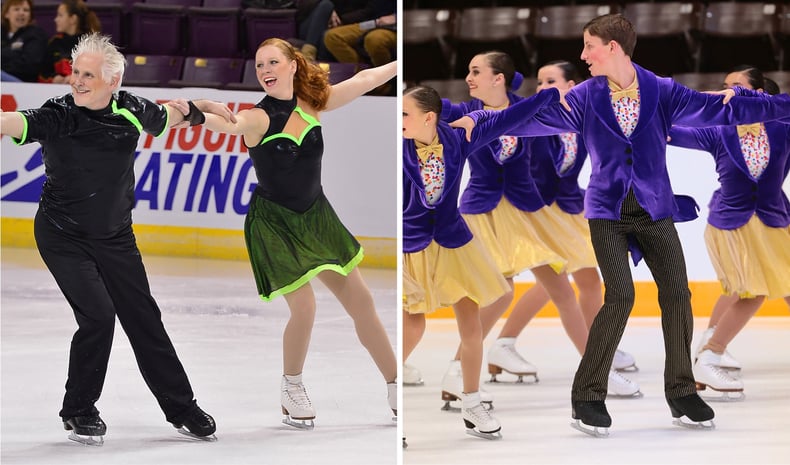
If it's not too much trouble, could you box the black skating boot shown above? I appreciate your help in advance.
[173,405,217,440]
[667,393,715,429]
[63,415,106,446]
[571,400,611,437]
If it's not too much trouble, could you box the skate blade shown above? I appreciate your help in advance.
[67,431,104,446]
[403,380,425,387]
[486,373,539,384]
[672,416,715,429]
[696,383,746,402]
[608,390,644,399]
[465,428,502,440]
[613,364,639,373]
[283,417,315,430]
[177,427,218,441]
[570,420,609,438]
[699,390,745,402]
[402,437,408,449]
[441,400,493,412]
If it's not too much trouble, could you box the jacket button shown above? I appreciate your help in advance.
[626,158,633,165]
[625,147,633,154]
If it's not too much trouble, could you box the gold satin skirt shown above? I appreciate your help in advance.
[461,197,566,278]
[704,215,790,299]
[539,203,598,273]
[403,237,511,315]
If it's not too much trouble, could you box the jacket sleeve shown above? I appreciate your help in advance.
[670,82,790,127]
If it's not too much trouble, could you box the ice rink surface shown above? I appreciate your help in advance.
[404,316,790,465]
[1,247,398,465]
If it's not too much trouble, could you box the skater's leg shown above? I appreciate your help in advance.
[497,282,549,338]
[571,267,603,330]
[318,269,397,382]
[282,283,317,376]
[452,279,514,360]
[707,294,738,328]
[704,296,764,353]
[574,217,633,401]
[403,311,426,360]
[532,265,588,355]
[635,218,696,398]
[453,297,484,394]
[35,214,115,421]
[95,230,198,422]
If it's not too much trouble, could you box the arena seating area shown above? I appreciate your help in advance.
[31,0,374,89]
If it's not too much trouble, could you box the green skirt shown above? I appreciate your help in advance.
[244,191,363,301]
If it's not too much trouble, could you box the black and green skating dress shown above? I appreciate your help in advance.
[245,94,363,301]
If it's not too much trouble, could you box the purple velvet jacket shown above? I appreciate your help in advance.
[529,134,588,214]
[403,88,559,254]
[439,93,549,214]
[469,63,790,222]
[668,122,790,230]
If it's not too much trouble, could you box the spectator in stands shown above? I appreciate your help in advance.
[2,0,48,82]
[38,0,100,83]
[295,0,334,62]
[323,0,395,71]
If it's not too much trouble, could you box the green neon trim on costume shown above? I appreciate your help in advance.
[258,247,364,302]
[11,112,29,145]
[111,100,142,134]
[260,106,321,146]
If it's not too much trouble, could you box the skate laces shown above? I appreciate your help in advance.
[284,382,312,407]
[465,403,494,423]
[609,370,635,387]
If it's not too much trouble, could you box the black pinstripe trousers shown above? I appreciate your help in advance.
[572,190,697,402]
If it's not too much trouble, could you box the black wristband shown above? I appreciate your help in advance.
[184,100,206,126]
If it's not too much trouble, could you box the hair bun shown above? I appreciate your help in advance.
[510,71,524,91]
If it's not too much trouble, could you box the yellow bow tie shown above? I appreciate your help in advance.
[415,135,443,163]
[610,87,639,102]
[737,123,762,138]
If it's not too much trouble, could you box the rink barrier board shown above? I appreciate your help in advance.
[4,217,785,318]
[425,281,788,318]
[0,217,396,269]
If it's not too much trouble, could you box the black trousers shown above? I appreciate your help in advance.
[34,210,196,423]
[572,190,697,402]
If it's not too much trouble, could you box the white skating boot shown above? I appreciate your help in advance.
[461,392,502,440]
[281,374,315,429]
[486,337,539,383]
[693,350,745,401]
[607,370,643,398]
[612,349,638,372]
[403,364,424,386]
[387,380,397,422]
[441,360,493,411]
[694,327,742,375]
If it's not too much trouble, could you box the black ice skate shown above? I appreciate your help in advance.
[63,415,106,446]
[571,400,611,438]
[173,405,218,441]
[667,393,715,429]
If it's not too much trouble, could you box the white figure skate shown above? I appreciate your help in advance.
[441,360,493,411]
[607,370,643,398]
[461,392,502,440]
[612,349,638,372]
[694,350,745,401]
[694,327,742,376]
[387,380,397,422]
[403,364,424,386]
[486,337,539,383]
[281,374,316,429]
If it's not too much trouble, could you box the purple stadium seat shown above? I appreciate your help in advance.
[185,6,241,57]
[90,3,125,47]
[225,58,260,91]
[143,0,201,6]
[123,54,184,87]
[242,8,297,55]
[31,1,59,38]
[128,3,186,55]
[169,56,245,88]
